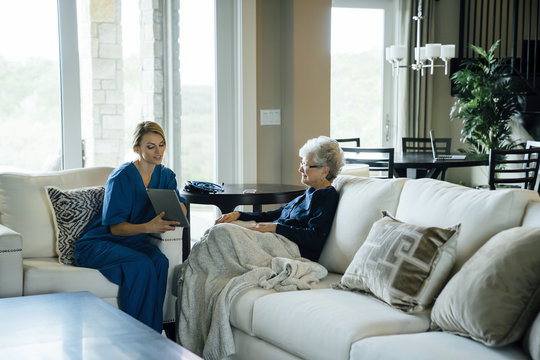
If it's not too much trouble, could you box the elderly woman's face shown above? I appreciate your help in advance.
[298,154,326,187]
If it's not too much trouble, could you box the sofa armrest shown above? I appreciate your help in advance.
[0,224,23,297]
[147,227,183,323]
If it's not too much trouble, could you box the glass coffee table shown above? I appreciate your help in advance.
[0,292,201,359]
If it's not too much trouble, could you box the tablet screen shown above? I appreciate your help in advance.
[146,188,190,228]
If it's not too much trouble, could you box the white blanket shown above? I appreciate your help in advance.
[175,223,328,360]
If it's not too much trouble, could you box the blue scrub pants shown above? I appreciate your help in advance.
[75,238,169,332]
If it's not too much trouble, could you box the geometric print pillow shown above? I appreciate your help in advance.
[337,211,460,312]
[45,186,105,265]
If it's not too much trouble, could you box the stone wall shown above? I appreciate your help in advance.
[78,0,125,166]
[140,0,164,124]
[77,0,172,167]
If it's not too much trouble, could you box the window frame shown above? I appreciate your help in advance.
[58,0,83,169]
[215,0,257,184]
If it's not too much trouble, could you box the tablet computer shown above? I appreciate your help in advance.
[146,188,190,227]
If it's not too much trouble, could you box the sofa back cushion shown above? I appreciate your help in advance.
[319,175,408,273]
[395,178,540,271]
[0,167,113,258]
[522,200,540,227]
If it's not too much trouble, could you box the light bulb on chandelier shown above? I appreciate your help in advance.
[386,1,455,77]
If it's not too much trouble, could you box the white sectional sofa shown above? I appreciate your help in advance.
[225,175,540,360]
[0,167,183,324]
[2,168,539,359]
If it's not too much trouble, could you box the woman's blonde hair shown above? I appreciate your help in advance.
[299,136,344,181]
[132,121,166,148]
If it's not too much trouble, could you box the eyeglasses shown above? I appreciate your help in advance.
[299,162,322,170]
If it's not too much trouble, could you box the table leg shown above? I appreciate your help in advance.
[182,202,191,261]
[426,168,442,179]
[253,204,262,212]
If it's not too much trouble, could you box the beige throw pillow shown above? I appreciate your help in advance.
[45,186,105,265]
[338,212,459,312]
[431,226,540,347]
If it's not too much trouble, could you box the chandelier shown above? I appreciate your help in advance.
[385,1,455,76]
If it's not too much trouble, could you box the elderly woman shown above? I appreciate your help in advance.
[177,136,343,359]
[216,135,343,261]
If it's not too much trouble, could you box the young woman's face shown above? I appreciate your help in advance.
[135,132,166,165]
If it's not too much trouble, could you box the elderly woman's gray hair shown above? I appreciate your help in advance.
[299,136,344,181]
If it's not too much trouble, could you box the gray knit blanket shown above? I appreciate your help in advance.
[174,223,328,360]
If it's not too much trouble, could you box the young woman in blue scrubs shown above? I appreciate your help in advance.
[75,121,186,333]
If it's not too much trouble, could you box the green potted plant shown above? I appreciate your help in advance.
[450,40,520,154]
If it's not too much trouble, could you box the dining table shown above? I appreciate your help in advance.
[393,152,488,179]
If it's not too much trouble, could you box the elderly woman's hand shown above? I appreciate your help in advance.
[247,222,277,233]
[215,211,241,224]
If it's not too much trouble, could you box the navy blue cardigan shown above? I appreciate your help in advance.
[238,186,339,262]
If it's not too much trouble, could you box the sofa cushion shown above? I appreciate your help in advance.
[232,327,302,360]
[338,212,458,312]
[349,332,529,360]
[147,229,183,323]
[23,257,118,301]
[522,200,540,226]
[431,227,540,346]
[319,176,408,273]
[252,288,429,360]
[523,311,540,360]
[230,272,342,336]
[45,186,105,265]
[0,167,113,258]
[0,224,23,297]
[395,178,540,271]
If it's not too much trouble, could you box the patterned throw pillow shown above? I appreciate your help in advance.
[337,211,459,312]
[45,186,105,265]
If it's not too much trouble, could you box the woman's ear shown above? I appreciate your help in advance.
[323,165,330,178]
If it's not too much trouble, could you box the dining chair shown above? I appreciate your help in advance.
[335,137,360,147]
[488,147,540,190]
[341,147,394,179]
[526,140,540,149]
[526,140,540,193]
[401,137,452,180]
[402,137,451,154]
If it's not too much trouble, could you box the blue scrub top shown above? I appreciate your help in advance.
[78,162,185,244]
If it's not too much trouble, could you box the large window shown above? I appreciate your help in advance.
[0,0,246,211]
[0,1,62,171]
[330,0,395,147]
[178,0,215,186]
[178,0,216,239]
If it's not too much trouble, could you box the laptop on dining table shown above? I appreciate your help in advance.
[429,130,466,160]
